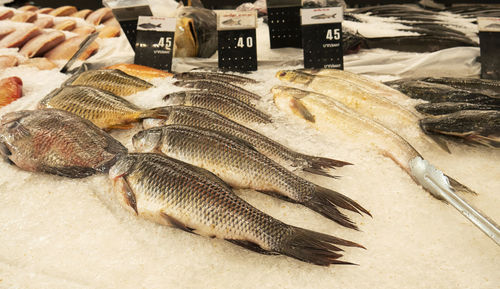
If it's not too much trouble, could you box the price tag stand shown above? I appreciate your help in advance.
[217,11,258,71]
[134,16,175,71]
[301,7,343,69]
[266,0,302,48]
[478,17,500,80]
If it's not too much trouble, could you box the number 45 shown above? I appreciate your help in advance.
[326,29,340,41]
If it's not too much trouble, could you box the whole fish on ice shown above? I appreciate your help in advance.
[141,106,351,178]
[110,153,363,266]
[174,79,260,105]
[0,109,127,178]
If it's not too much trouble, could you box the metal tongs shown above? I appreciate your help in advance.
[60,32,100,74]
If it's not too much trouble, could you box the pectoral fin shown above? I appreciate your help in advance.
[290,97,315,123]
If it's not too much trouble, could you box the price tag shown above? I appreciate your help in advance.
[478,17,500,80]
[301,7,343,69]
[134,16,175,71]
[266,0,302,48]
[217,10,257,71]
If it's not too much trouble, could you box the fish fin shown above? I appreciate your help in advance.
[108,123,135,130]
[467,134,500,148]
[302,167,340,179]
[307,185,371,229]
[160,212,195,233]
[290,97,315,123]
[446,174,477,195]
[427,134,451,153]
[278,226,363,266]
[0,142,12,156]
[226,239,275,255]
[39,165,97,178]
[305,155,353,171]
[256,190,300,204]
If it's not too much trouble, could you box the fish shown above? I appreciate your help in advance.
[37,85,169,130]
[0,109,127,178]
[174,5,217,58]
[19,57,58,70]
[133,125,370,229]
[420,110,500,148]
[163,91,271,124]
[174,79,260,105]
[311,13,336,19]
[0,55,18,70]
[97,26,121,38]
[49,6,77,17]
[222,18,241,25]
[10,11,37,23]
[19,31,66,58]
[141,106,352,179]
[53,19,77,31]
[174,71,258,84]
[385,79,500,105]
[86,7,113,25]
[33,16,54,28]
[109,153,363,266]
[71,25,97,36]
[0,26,42,49]
[44,35,99,61]
[361,35,477,53]
[276,70,448,153]
[271,85,478,201]
[103,63,172,80]
[138,23,162,29]
[63,69,153,96]
[17,5,38,12]
[418,77,500,97]
[37,8,54,14]
[415,102,500,115]
[0,9,14,20]
[0,76,22,107]
[70,9,93,19]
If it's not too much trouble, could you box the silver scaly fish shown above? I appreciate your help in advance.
[109,153,364,266]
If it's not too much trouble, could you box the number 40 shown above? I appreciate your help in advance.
[237,36,253,48]
[326,29,340,41]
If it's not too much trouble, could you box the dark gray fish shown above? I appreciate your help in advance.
[141,106,351,178]
[163,91,271,124]
[419,77,500,97]
[0,109,126,177]
[362,35,477,53]
[132,125,370,229]
[419,110,500,148]
[385,79,500,105]
[174,71,258,84]
[173,79,261,104]
[109,153,363,266]
[415,102,500,115]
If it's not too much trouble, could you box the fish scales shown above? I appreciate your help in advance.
[173,79,260,104]
[38,85,144,129]
[133,125,369,229]
[174,71,258,84]
[163,91,271,124]
[0,109,126,177]
[64,69,153,96]
[142,106,350,178]
[110,153,362,266]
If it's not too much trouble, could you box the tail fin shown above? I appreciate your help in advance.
[305,185,371,230]
[139,106,174,120]
[278,226,364,266]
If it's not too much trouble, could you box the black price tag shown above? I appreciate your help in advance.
[134,16,175,72]
[301,7,343,69]
[267,0,302,48]
[106,0,152,50]
[478,17,500,80]
[217,11,258,71]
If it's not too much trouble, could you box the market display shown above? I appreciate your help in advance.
[0,0,499,288]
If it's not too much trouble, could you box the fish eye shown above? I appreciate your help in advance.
[279,71,287,77]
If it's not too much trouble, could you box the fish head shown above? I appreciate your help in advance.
[163,91,187,105]
[142,118,167,129]
[275,70,312,84]
[108,154,135,181]
[132,128,163,153]
[174,17,198,57]
[173,80,195,88]
[0,110,34,167]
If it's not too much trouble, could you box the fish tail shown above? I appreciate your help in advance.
[305,185,371,229]
[447,174,478,195]
[278,226,364,266]
[307,155,353,169]
[139,106,173,120]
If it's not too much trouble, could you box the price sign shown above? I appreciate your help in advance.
[478,17,500,80]
[301,7,343,69]
[266,0,302,48]
[134,16,175,71]
[217,10,257,71]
